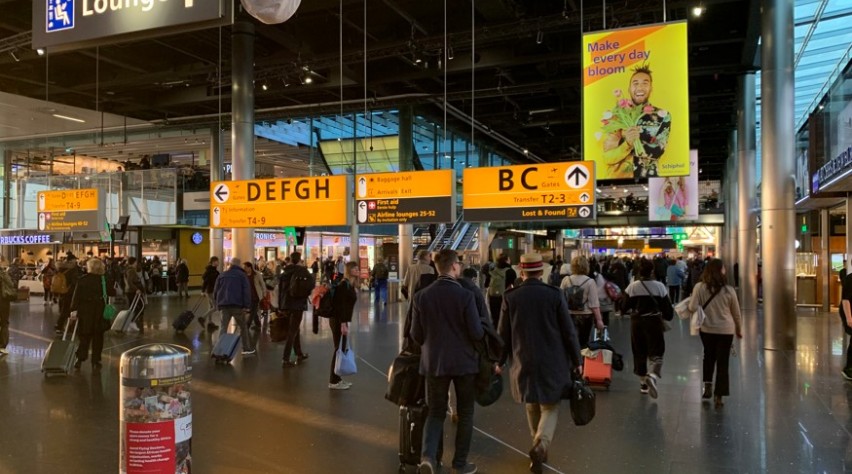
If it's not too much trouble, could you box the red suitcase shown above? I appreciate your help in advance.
[583,328,613,388]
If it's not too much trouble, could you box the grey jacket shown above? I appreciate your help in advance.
[500,278,581,404]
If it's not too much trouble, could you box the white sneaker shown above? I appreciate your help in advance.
[646,374,659,399]
[241,349,256,357]
[328,381,351,390]
[0,348,8,356]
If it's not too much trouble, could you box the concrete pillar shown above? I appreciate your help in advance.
[846,198,852,270]
[3,149,11,229]
[398,106,414,281]
[719,162,728,261]
[210,128,224,265]
[727,131,739,281]
[555,231,565,260]
[761,0,797,350]
[820,208,830,312]
[479,223,490,265]
[230,20,256,265]
[738,73,757,310]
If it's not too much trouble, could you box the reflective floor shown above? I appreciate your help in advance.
[1,291,851,473]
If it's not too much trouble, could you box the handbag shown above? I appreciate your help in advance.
[334,335,357,376]
[655,205,672,221]
[102,276,118,321]
[690,287,721,336]
[563,379,596,426]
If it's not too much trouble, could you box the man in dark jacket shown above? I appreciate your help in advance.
[497,253,582,474]
[213,258,254,356]
[197,256,220,331]
[411,249,483,474]
[56,253,82,335]
[278,252,310,367]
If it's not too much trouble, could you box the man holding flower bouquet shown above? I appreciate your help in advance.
[600,64,672,179]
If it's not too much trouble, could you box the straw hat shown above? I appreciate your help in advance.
[519,253,544,272]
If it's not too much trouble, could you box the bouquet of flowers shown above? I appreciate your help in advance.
[596,89,648,158]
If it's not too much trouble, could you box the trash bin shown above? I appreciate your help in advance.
[388,279,400,303]
[120,344,192,474]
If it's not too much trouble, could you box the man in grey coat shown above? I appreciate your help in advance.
[411,249,483,474]
[497,253,582,474]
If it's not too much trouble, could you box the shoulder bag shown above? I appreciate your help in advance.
[102,276,118,321]
[690,286,721,335]
[639,280,674,331]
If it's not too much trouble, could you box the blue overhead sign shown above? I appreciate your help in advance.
[46,0,75,32]
[33,0,232,52]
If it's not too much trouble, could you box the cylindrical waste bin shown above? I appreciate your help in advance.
[387,279,400,304]
[120,344,192,474]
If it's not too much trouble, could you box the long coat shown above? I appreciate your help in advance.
[499,278,582,404]
[71,274,108,335]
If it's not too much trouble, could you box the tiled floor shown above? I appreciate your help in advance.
[1,291,851,473]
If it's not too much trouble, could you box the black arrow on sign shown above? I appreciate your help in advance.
[567,166,588,186]
[214,185,229,201]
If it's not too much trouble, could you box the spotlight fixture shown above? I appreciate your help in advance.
[536,30,544,44]
[819,104,825,110]
[262,83,268,91]
[447,46,454,60]
[523,149,529,155]
[301,73,313,84]
[36,48,45,56]
[692,5,705,17]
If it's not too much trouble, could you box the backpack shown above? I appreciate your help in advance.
[313,280,341,318]
[488,267,508,297]
[288,266,315,300]
[604,280,622,301]
[564,277,591,312]
[52,270,70,295]
[373,263,389,280]
[0,271,16,300]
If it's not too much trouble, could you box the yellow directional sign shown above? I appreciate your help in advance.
[37,188,103,232]
[355,170,454,224]
[38,188,99,212]
[210,176,348,228]
[463,162,596,222]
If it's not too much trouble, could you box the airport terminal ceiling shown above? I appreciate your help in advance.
[0,0,757,182]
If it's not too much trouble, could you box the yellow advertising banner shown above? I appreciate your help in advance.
[582,22,690,180]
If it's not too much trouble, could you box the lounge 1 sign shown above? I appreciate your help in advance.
[814,143,852,192]
[33,0,233,52]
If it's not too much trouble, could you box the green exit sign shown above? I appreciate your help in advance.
[508,239,514,249]
[801,225,808,233]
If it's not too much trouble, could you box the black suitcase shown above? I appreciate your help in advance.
[173,296,203,332]
[269,312,289,343]
[385,351,425,406]
[398,403,427,470]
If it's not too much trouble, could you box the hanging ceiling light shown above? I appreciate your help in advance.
[691,5,705,17]
[536,30,544,44]
[447,46,454,60]
[36,48,45,56]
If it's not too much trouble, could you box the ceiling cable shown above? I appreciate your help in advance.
[603,0,606,29]
[443,0,447,150]
[663,0,667,22]
[471,0,475,155]
[339,0,344,121]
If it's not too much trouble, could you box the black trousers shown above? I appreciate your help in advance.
[699,331,734,396]
[630,315,665,378]
[668,285,681,303]
[329,317,343,384]
[282,309,304,361]
[77,331,104,364]
[574,313,594,349]
[488,295,502,329]
[846,333,852,369]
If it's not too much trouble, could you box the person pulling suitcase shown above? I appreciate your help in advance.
[213,258,255,357]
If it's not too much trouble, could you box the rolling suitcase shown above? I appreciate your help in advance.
[42,319,79,376]
[269,312,289,343]
[398,403,427,470]
[173,296,203,332]
[112,293,144,334]
[583,328,613,388]
[212,333,241,364]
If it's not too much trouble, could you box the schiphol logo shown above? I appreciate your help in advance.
[47,0,75,32]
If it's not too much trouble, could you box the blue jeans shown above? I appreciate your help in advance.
[375,279,387,303]
[423,374,476,469]
[220,307,253,352]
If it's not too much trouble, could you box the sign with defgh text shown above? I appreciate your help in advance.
[33,0,233,52]
[37,188,104,232]
[210,177,349,229]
